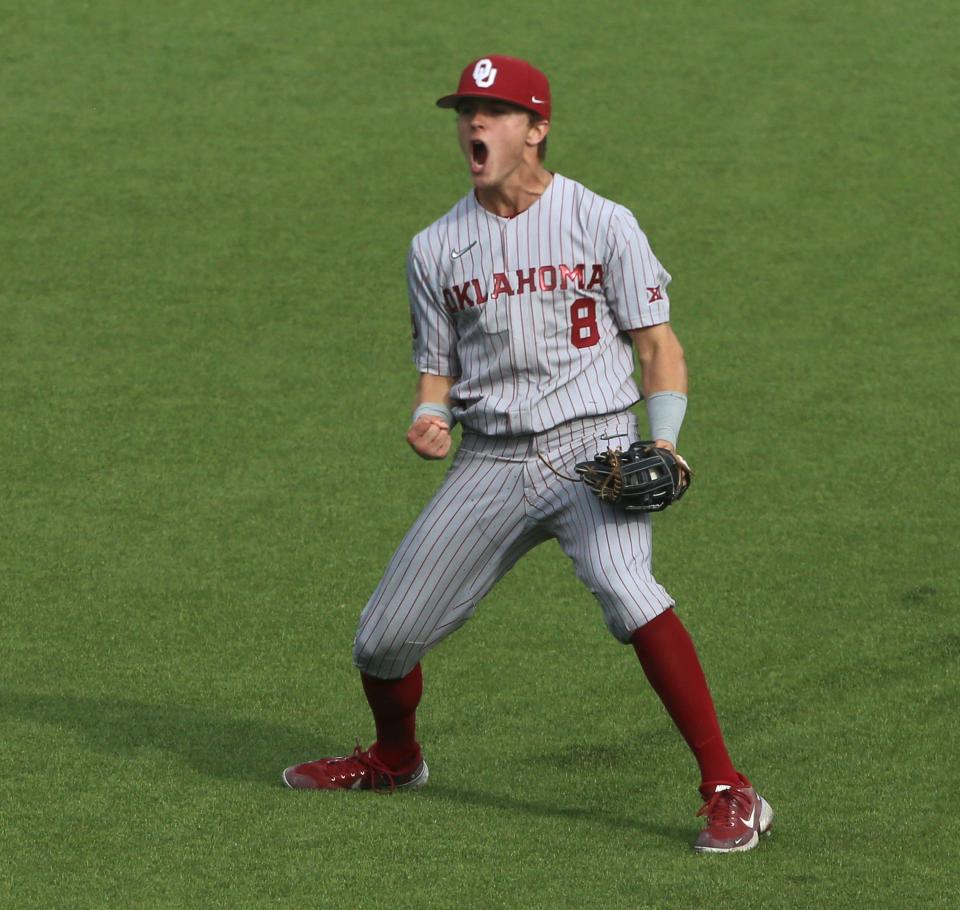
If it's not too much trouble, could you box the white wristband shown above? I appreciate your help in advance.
[412,402,454,427]
[645,391,687,447]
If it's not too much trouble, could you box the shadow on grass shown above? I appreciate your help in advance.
[423,782,690,844]
[0,689,341,784]
[3,689,692,841]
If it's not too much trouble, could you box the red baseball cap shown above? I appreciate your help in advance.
[436,55,551,121]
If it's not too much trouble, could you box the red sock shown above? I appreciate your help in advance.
[630,609,738,787]
[360,664,423,770]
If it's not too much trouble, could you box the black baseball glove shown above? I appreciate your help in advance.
[574,441,692,512]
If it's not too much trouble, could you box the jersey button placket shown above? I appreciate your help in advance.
[500,217,526,431]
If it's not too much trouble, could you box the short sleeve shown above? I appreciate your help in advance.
[408,239,461,377]
[604,208,672,330]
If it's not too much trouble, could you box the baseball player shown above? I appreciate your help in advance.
[285,55,773,853]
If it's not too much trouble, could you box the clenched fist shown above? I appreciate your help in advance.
[407,415,451,460]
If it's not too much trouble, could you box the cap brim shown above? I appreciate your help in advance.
[435,92,542,116]
[435,93,464,109]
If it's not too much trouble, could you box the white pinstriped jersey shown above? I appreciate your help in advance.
[408,173,672,436]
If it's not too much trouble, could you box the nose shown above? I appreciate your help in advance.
[467,108,487,129]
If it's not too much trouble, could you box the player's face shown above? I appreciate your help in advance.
[456,99,541,189]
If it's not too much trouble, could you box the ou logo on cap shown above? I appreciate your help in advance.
[472,58,497,88]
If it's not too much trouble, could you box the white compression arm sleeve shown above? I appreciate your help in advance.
[645,391,687,447]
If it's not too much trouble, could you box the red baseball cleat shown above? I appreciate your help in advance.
[282,744,428,792]
[694,774,774,853]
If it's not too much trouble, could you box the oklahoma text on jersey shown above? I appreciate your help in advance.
[442,263,606,312]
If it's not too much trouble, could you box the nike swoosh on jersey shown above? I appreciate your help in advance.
[450,241,477,260]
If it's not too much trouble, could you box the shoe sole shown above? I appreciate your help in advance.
[281,759,429,792]
[693,796,774,854]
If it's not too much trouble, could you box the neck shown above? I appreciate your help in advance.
[476,163,553,218]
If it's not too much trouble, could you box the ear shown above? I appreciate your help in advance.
[525,119,550,148]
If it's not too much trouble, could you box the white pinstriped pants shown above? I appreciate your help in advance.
[353,411,675,679]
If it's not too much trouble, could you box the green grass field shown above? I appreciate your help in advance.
[2,1,957,906]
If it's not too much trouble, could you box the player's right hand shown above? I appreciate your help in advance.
[407,416,452,460]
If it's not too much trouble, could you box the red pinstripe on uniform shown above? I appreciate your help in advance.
[357,174,675,679]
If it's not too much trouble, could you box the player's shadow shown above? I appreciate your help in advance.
[4,690,689,841]
[0,689,336,783]
[423,782,690,843]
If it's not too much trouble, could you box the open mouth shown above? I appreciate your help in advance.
[471,140,488,172]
